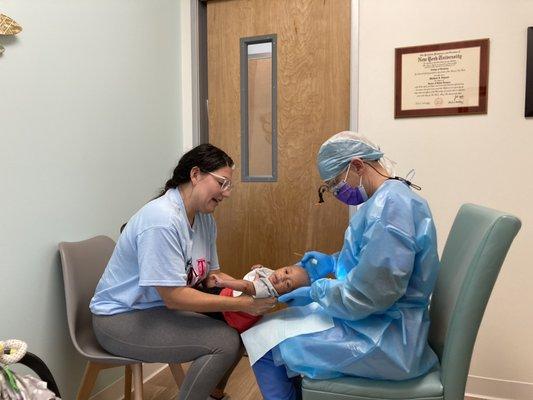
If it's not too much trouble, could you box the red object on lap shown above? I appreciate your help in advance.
[220,288,262,333]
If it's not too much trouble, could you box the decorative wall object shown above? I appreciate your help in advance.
[526,27,533,117]
[0,13,23,54]
[395,39,489,118]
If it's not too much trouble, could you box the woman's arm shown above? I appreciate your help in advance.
[156,286,274,315]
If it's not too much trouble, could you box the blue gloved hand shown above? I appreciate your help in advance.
[299,251,335,282]
[278,286,313,307]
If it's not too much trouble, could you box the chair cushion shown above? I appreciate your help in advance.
[302,369,443,400]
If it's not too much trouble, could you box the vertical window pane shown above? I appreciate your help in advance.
[240,35,277,182]
[247,43,273,176]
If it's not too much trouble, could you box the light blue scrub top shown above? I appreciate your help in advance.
[90,188,219,316]
[273,180,441,381]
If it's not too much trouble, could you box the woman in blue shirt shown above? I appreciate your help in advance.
[90,144,276,400]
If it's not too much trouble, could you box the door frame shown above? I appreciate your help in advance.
[179,0,207,151]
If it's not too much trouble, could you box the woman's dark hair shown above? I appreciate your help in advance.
[120,144,233,233]
[156,143,234,198]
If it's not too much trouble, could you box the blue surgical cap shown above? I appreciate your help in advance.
[317,131,384,181]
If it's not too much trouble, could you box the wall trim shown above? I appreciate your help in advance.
[180,0,197,152]
[89,363,167,400]
[349,0,359,132]
[466,374,533,400]
[88,367,533,400]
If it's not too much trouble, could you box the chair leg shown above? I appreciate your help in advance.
[76,362,103,400]
[131,363,144,400]
[124,365,133,400]
[169,363,185,387]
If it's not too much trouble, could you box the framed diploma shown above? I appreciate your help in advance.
[526,27,533,118]
[395,39,489,118]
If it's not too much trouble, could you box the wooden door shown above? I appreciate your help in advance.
[208,0,350,277]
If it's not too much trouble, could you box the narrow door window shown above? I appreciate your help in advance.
[240,35,277,181]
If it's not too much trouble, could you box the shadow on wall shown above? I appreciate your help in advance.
[0,35,18,55]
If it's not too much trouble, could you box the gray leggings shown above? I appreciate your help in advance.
[92,307,242,400]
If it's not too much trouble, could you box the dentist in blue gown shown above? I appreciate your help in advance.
[252,131,441,400]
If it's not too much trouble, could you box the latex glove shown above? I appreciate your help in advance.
[278,286,313,307]
[299,251,335,282]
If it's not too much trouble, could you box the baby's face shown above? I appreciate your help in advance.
[268,265,310,295]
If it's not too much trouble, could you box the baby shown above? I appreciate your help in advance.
[215,264,310,333]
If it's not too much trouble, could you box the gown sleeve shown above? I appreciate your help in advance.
[309,192,418,321]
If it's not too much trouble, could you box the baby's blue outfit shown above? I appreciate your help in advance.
[90,188,219,315]
[254,180,440,400]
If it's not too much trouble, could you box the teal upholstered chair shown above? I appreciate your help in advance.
[302,204,521,400]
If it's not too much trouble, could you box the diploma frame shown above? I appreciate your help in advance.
[526,27,533,118]
[395,39,489,118]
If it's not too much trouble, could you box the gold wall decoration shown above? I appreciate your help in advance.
[0,13,22,54]
[0,14,22,35]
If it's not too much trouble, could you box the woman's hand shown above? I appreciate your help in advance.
[250,264,264,270]
[239,295,277,316]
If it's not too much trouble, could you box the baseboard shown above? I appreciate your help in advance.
[88,366,533,400]
[466,374,533,400]
[89,363,167,400]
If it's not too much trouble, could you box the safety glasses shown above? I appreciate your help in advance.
[325,165,351,193]
[317,165,351,203]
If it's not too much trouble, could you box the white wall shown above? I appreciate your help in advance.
[358,0,532,398]
[0,0,182,398]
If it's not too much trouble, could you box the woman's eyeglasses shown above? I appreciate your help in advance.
[207,171,233,192]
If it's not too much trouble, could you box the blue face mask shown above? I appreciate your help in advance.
[332,165,368,206]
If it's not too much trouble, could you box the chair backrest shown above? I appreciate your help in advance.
[428,204,521,400]
[58,236,116,355]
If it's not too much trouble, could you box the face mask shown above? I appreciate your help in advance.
[332,165,368,206]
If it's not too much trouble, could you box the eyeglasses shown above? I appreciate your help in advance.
[208,171,233,192]
[325,165,351,193]
[323,177,343,193]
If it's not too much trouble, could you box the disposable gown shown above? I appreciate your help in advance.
[273,180,440,380]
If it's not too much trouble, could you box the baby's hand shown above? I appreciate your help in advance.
[250,264,264,270]
[213,275,225,287]
[203,274,219,288]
